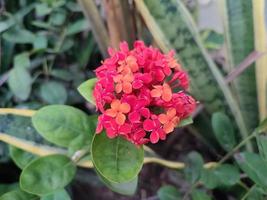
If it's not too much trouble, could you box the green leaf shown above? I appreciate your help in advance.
[97,170,137,196]
[246,186,265,200]
[235,152,267,189]
[14,53,30,69]
[20,154,76,195]
[0,184,19,196]
[49,10,66,26]
[192,189,212,200]
[256,134,267,160]
[200,164,240,189]
[66,19,90,35]
[77,78,97,105]
[211,112,236,151]
[40,81,67,104]
[33,35,48,50]
[40,189,71,200]
[0,189,37,200]
[3,28,36,44]
[32,105,96,149]
[91,133,144,183]
[35,3,52,16]
[9,146,36,169]
[223,0,258,132]
[184,151,204,184]
[8,66,32,101]
[0,115,44,162]
[157,185,181,200]
[177,117,193,127]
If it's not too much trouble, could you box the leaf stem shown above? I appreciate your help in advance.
[218,131,257,165]
[0,132,217,170]
[0,108,36,116]
[241,184,256,200]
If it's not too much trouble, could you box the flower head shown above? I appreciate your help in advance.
[93,41,196,145]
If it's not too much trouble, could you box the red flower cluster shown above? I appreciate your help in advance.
[94,41,196,145]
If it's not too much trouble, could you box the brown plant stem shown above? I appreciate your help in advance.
[77,0,109,57]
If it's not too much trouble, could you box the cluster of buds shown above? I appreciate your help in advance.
[94,41,196,145]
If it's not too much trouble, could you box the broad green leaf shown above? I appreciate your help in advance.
[177,117,193,127]
[3,28,36,44]
[32,105,96,149]
[223,0,258,132]
[157,185,181,200]
[40,189,71,200]
[97,170,137,196]
[9,146,36,169]
[40,81,67,104]
[20,154,76,195]
[49,10,66,26]
[0,189,37,200]
[140,0,251,150]
[14,53,30,69]
[35,3,52,16]
[66,19,90,35]
[33,35,48,50]
[77,78,97,105]
[192,189,212,200]
[211,112,236,151]
[246,186,265,200]
[184,151,204,184]
[91,133,144,183]
[0,115,44,162]
[200,164,240,189]
[0,184,18,196]
[8,66,32,101]
[32,21,55,30]
[235,152,267,188]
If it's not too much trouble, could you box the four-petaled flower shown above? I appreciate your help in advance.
[150,83,172,102]
[158,108,180,133]
[105,99,131,125]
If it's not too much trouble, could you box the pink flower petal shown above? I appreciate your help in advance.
[129,111,141,123]
[143,119,155,131]
[150,131,159,143]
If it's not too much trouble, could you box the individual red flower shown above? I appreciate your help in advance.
[105,99,131,125]
[150,83,172,102]
[93,41,196,146]
[158,108,180,133]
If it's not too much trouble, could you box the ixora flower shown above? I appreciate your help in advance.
[93,41,196,145]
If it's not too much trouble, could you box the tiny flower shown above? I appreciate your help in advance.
[158,108,179,133]
[114,73,134,94]
[166,50,181,71]
[105,99,131,125]
[104,119,132,138]
[143,116,166,143]
[150,83,172,102]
